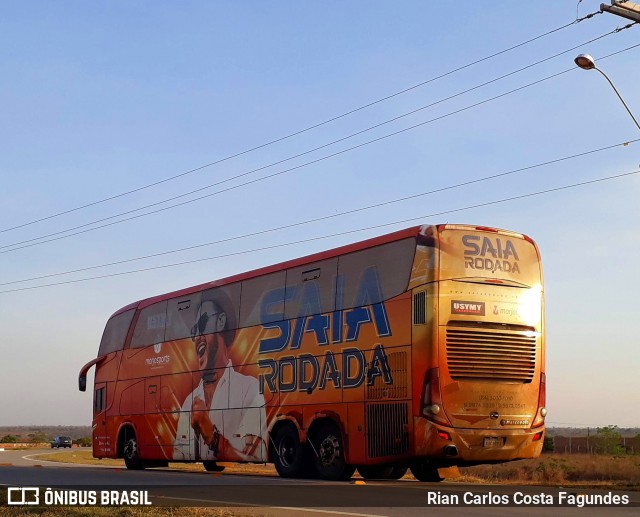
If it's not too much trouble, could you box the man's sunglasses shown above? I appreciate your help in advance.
[190,311,220,338]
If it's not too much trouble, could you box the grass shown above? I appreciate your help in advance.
[0,508,257,517]
[458,453,640,489]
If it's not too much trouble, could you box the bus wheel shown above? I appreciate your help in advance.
[123,434,144,470]
[203,461,225,472]
[357,465,395,479]
[272,426,303,478]
[314,423,355,481]
[410,461,443,482]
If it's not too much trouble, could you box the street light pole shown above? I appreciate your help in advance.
[574,54,640,131]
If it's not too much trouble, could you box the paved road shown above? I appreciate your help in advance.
[0,448,115,468]
[0,449,638,516]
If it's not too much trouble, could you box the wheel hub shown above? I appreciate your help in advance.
[319,435,340,466]
[279,437,295,467]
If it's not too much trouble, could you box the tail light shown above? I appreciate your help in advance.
[421,368,452,427]
[532,372,546,428]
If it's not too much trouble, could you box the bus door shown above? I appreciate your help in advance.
[93,382,108,456]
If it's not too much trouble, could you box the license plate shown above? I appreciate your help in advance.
[483,437,502,447]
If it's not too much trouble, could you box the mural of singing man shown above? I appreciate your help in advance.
[173,288,268,463]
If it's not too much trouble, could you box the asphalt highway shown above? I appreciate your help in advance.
[0,449,638,516]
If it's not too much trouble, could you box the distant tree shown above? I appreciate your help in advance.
[28,432,49,444]
[0,435,18,444]
[74,437,92,447]
[542,435,554,453]
[592,426,624,455]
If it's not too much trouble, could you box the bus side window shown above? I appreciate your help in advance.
[98,309,135,356]
[165,292,202,341]
[130,301,168,348]
[240,272,286,327]
[94,387,105,414]
[284,258,338,319]
[336,238,416,310]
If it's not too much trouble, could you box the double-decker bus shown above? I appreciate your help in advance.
[79,223,546,481]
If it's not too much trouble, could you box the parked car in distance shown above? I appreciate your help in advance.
[51,436,73,448]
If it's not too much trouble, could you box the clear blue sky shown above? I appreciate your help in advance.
[0,1,638,428]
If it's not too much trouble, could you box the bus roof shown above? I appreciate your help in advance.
[108,223,535,317]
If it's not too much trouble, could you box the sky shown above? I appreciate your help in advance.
[0,1,638,429]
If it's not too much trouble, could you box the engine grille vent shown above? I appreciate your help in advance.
[413,291,426,324]
[446,327,537,383]
[366,402,409,458]
[367,351,408,399]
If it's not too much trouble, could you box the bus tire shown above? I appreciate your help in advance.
[313,423,355,481]
[357,465,395,479]
[410,461,443,482]
[203,461,225,472]
[123,434,145,470]
[272,425,304,478]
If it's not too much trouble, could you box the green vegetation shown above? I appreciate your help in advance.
[28,432,49,444]
[0,435,18,444]
[592,425,626,456]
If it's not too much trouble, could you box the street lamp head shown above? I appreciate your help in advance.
[575,54,596,70]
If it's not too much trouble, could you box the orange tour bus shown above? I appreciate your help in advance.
[79,223,546,481]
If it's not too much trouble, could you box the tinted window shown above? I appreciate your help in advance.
[337,238,415,309]
[240,272,286,327]
[285,258,338,319]
[94,387,105,414]
[98,309,135,356]
[196,284,241,335]
[164,292,202,341]
[130,301,168,348]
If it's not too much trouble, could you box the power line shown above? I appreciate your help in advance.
[2,166,638,294]
[3,27,622,249]
[2,137,637,286]
[0,12,601,235]
[4,38,639,255]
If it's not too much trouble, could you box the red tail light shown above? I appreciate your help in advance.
[437,430,452,441]
[532,372,546,428]
[532,431,543,442]
[422,368,452,427]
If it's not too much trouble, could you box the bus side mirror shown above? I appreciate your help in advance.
[79,375,87,392]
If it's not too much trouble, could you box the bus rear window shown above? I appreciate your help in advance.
[98,309,135,356]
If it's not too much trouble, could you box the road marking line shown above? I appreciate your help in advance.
[20,452,118,469]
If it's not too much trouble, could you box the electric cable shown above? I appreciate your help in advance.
[2,137,637,285]
[2,166,638,294]
[0,11,603,235]
[3,38,638,255]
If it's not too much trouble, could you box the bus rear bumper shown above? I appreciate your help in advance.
[414,417,544,464]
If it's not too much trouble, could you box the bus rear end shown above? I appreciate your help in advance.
[414,224,545,473]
